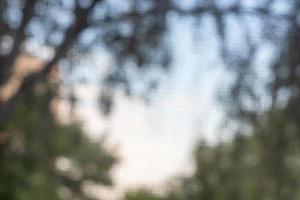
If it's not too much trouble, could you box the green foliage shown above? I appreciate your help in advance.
[0,84,117,200]
[172,108,300,200]
[123,188,170,200]
[122,106,300,200]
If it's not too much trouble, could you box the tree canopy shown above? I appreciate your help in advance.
[1,1,300,200]
[0,83,117,200]
[0,0,298,119]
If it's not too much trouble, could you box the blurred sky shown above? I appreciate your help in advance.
[57,1,292,199]
[62,12,231,199]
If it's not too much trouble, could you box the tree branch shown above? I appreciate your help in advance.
[0,0,102,123]
[0,0,37,86]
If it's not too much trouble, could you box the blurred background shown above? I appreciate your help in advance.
[0,0,300,199]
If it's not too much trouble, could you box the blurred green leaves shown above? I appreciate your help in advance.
[0,83,117,200]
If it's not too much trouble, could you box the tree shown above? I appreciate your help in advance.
[0,0,171,121]
[0,82,117,200]
[1,1,300,198]
[147,107,300,200]
[117,1,300,199]
[0,0,296,121]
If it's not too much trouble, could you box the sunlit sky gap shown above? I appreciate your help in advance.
[53,0,289,198]
[66,11,227,198]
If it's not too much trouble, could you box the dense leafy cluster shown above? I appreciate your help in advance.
[0,84,117,200]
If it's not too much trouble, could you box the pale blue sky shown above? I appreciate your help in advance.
[66,11,230,199]
[58,1,285,199]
